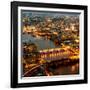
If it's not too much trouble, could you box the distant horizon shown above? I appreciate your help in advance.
[21,10,80,18]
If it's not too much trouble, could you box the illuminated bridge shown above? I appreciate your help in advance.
[39,46,79,62]
[23,46,79,77]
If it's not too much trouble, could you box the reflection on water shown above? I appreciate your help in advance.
[30,62,79,77]
[51,63,79,75]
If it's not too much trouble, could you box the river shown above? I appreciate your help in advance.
[50,62,79,75]
[22,34,58,50]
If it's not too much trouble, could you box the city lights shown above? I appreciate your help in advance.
[22,11,79,77]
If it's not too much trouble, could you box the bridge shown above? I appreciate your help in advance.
[23,46,79,77]
[39,46,79,62]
